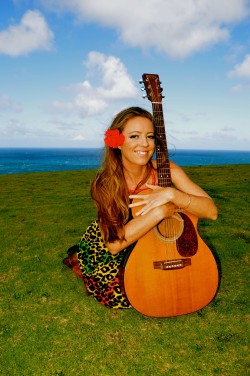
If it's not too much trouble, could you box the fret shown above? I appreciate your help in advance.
[142,73,172,188]
[152,101,171,187]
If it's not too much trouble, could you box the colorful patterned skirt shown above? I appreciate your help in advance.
[75,220,131,309]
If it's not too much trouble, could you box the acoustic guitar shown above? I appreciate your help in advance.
[124,73,218,317]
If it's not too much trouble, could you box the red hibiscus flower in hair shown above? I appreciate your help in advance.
[104,129,125,148]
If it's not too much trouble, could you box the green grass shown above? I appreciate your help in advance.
[0,165,249,376]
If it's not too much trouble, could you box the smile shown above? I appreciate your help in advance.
[135,151,148,155]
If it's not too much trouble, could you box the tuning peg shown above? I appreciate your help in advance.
[141,87,145,91]
[139,80,143,84]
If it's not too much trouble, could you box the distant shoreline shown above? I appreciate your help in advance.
[0,147,249,151]
[0,148,249,175]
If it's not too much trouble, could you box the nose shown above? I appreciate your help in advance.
[139,136,149,147]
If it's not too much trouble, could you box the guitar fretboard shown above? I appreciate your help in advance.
[152,103,172,188]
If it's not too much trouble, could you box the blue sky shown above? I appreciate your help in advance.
[0,0,250,150]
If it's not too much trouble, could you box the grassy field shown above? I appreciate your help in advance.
[0,165,249,376]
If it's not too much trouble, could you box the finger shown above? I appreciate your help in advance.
[129,201,147,208]
[129,194,149,200]
[137,206,153,216]
[145,183,159,190]
[172,213,184,222]
[146,183,164,192]
[135,208,147,216]
[135,202,154,216]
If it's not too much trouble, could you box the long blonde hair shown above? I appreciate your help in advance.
[91,107,154,243]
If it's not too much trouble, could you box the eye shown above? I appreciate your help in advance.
[148,135,155,140]
[129,134,139,139]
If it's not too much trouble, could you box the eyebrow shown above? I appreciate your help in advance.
[127,131,155,134]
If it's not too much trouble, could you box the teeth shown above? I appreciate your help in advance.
[136,151,147,155]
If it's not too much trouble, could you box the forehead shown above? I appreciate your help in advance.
[123,116,154,133]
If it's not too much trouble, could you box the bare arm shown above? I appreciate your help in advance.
[106,202,177,255]
[129,162,218,220]
[106,162,217,255]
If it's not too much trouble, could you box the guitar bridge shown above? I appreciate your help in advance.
[153,258,191,270]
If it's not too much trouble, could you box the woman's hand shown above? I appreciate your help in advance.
[129,184,175,216]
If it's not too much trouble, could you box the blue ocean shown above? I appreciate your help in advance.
[0,148,249,175]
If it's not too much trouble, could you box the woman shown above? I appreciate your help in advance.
[63,107,218,309]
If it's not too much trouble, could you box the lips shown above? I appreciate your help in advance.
[135,151,148,155]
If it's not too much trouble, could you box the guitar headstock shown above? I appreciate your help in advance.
[140,73,164,103]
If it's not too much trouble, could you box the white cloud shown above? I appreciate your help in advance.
[0,10,54,56]
[171,127,249,150]
[85,52,138,99]
[50,100,74,113]
[38,0,249,58]
[51,51,137,117]
[228,54,250,93]
[228,54,250,79]
[3,119,28,136]
[221,127,235,132]
[72,134,86,141]
[230,83,250,93]
[0,95,22,112]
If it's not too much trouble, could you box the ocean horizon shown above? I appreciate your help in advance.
[0,147,249,175]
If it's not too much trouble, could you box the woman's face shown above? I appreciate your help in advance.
[119,116,155,168]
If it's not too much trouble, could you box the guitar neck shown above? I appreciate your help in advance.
[152,102,172,188]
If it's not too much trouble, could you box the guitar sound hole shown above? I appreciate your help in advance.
[153,214,184,242]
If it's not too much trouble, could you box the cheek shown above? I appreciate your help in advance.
[122,138,135,148]
[150,140,155,150]
[118,140,132,151]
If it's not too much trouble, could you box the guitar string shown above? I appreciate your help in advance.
[154,102,178,257]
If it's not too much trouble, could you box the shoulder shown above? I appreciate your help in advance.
[170,160,184,175]
[153,157,194,189]
[169,160,193,185]
[152,159,209,196]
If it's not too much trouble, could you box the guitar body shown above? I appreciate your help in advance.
[124,190,219,317]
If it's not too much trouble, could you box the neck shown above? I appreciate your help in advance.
[123,164,151,191]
